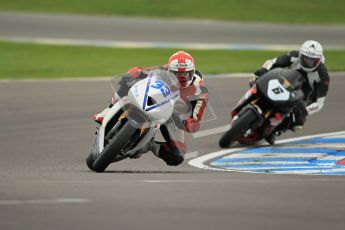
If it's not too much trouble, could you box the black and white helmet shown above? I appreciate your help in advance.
[299,40,324,72]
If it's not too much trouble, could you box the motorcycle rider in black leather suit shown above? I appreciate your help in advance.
[249,40,330,144]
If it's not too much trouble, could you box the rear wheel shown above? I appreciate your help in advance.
[92,121,137,172]
[219,109,258,148]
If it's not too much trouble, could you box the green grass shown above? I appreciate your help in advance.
[0,41,344,80]
[1,0,345,24]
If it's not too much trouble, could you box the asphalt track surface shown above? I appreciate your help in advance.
[1,74,345,230]
[1,12,345,230]
[1,12,345,48]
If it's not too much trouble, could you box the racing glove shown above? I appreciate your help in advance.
[254,68,269,77]
[184,118,200,133]
[249,68,269,87]
[249,75,259,87]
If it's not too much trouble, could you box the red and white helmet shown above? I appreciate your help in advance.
[299,40,324,72]
[168,51,195,87]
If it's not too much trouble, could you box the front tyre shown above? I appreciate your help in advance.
[86,153,95,170]
[92,121,137,172]
[219,109,258,148]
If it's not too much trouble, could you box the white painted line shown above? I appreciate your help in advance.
[0,36,306,51]
[0,73,250,83]
[282,143,345,148]
[0,76,112,83]
[274,168,345,174]
[221,153,326,159]
[139,178,344,183]
[1,72,344,83]
[206,73,251,79]
[211,161,313,166]
[188,148,245,171]
[2,35,345,51]
[0,198,91,205]
[192,125,229,138]
[140,180,199,183]
[213,165,336,171]
[275,130,345,144]
[185,151,199,159]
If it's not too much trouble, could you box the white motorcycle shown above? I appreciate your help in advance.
[86,70,188,172]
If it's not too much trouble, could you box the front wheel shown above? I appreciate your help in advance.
[86,152,96,170]
[219,109,258,148]
[92,121,137,172]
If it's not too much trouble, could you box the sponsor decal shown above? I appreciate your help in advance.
[176,63,188,68]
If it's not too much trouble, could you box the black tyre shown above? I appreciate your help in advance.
[219,109,258,148]
[92,121,137,172]
[86,153,95,170]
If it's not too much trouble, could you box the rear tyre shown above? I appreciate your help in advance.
[92,121,137,172]
[219,109,258,148]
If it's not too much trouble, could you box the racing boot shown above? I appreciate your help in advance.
[131,141,184,166]
[265,130,283,145]
[130,140,161,159]
[155,143,184,166]
[265,132,276,145]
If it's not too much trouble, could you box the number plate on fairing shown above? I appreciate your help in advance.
[267,79,290,101]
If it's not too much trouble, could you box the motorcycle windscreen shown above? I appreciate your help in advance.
[111,69,181,127]
[111,69,180,99]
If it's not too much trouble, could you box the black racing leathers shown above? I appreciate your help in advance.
[254,50,330,128]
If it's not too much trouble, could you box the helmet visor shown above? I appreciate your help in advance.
[300,54,320,69]
[172,70,194,86]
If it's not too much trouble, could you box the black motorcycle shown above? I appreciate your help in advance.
[219,68,304,148]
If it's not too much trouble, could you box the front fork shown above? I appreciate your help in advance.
[116,110,160,157]
[125,126,159,156]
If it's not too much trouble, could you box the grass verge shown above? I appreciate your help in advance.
[1,41,344,80]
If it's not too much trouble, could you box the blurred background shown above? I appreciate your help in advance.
[0,0,345,79]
